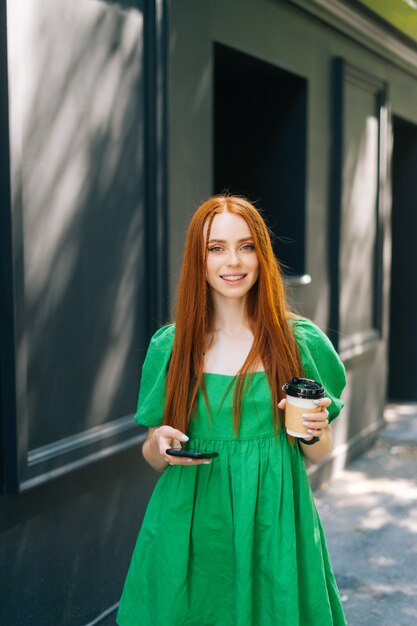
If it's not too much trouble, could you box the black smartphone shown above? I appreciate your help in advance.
[165,448,219,459]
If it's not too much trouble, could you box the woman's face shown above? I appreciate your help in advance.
[204,211,259,301]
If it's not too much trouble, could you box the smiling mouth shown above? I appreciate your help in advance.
[220,274,247,282]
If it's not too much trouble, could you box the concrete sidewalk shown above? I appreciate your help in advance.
[315,403,417,626]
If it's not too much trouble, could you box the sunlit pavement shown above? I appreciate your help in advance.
[315,403,417,626]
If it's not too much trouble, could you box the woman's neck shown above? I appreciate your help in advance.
[211,294,250,335]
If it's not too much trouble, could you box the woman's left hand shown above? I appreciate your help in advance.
[302,397,332,438]
[278,397,332,439]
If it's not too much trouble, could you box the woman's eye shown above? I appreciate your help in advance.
[208,244,255,253]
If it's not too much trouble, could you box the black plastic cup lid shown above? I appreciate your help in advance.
[282,377,325,399]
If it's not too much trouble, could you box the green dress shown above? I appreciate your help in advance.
[116,318,347,626]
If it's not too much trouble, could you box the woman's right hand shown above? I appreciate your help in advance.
[149,426,211,467]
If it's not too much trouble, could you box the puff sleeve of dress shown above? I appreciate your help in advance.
[290,317,346,423]
[134,323,175,428]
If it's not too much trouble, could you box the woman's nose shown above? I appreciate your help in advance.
[227,250,241,265]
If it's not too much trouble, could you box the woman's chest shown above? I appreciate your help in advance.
[203,333,263,376]
[189,374,276,439]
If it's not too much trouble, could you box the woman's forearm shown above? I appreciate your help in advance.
[299,426,333,464]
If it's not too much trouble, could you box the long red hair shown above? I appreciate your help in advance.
[163,194,302,436]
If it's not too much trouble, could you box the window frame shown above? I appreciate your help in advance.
[329,58,388,361]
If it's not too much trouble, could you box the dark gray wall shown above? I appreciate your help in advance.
[0,448,157,625]
[1,0,167,623]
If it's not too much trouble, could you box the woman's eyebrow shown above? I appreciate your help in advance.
[207,237,254,244]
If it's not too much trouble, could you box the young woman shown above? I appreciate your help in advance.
[116,195,347,626]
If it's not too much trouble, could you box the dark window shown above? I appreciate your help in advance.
[214,43,308,278]
[389,116,417,400]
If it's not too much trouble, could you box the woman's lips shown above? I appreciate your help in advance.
[219,273,247,284]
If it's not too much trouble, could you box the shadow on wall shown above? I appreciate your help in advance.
[8,0,147,450]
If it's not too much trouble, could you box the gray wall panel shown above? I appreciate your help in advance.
[6,0,148,486]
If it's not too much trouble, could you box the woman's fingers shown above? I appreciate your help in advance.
[154,426,188,454]
[305,408,329,421]
[314,397,332,408]
[302,410,329,437]
[157,426,189,443]
[302,397,332,437]
[168,457,211,466]
[163,450,211,466]
[154,426,211,466]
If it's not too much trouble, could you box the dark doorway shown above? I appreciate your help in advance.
[388,116,417,400]
[214,43,308,277]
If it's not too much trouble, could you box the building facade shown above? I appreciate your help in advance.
[1,1,416,623]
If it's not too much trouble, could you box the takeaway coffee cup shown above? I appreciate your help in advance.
[282,377,325,438]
